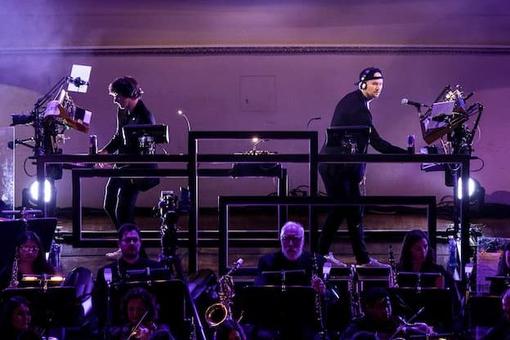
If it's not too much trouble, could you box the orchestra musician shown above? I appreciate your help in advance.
[99,76,159,231]
[110,287,173,340]
[251,221,326,340]
[490,242,510,295]
[397,229,453,289]
[484,288,510,340]
[318,67,406,266]
[255,221,325,293]
[0,296,41,340]
[93,224,167,327]
[340,288,433,340]
[0,231,55,290]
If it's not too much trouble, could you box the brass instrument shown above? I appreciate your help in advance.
[8,256,19,288]
[204,258,243,328]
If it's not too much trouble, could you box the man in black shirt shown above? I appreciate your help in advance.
[256,221,324,287]
[93,224,167,326]
[319,67,406,265]
[99,76,159,230]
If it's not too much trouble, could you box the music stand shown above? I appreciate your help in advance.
[388,287,454,328]
[485,275,510,296]
[260,269,307,286]
[397,271,443,289]
[1,286,76,331]
[109,279,187,339]
[356,267,392,292]
[235,286,317,329]
[324,125,371,154]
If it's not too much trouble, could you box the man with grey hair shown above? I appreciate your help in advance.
[255,221,323,290]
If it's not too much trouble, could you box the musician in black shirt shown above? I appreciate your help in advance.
[99,76,159,230]
[318,67,406,265]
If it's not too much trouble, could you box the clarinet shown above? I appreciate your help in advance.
[312,253,328,340]
[389,245,399,288]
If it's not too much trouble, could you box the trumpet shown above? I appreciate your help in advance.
[205,258,243,328]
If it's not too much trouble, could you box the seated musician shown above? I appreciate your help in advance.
[251,221,325,340]
[490,242,510,295]
[93,224,168,326]
[255,221,325,292]
[0,295,42,339]
[341,288,433,340]
[0,231,56,290]
[484,287,510,340]
[397,229,453,289]
[111,287,174,340]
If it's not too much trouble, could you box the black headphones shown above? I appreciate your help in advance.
[358,69,370,90]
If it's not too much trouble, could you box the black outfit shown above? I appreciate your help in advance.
[484,318,510,340]
[251,251,323,340]
[93,257,167,326]
[255,250,320,286]
[103,100,159,229]
[318,89,406,262]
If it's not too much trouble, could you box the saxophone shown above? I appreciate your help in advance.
[204,258,243,328]
[9,256,19,288]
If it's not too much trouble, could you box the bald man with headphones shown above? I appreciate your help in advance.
[318,67,406,266]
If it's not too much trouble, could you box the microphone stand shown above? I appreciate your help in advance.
[158,193,206,340]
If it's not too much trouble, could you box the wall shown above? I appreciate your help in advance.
[0,1,509,207]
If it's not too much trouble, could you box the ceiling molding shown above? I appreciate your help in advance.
[2,45,510,56]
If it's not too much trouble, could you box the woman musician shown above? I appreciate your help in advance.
[340,288,434,340]
[0,231,56,290]
[110,287,174,340]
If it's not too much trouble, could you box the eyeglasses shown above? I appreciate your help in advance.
[20,246,39,253]
[121,237,140,244]
[281,235,303,243]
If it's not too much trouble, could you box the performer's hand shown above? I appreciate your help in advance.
[133,325,150,340]
[311,275,326,295]
[96,149,108,168]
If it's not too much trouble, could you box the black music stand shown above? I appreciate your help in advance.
[397,271,443,289]
[324,125,371,154]
[486,275,510,296]
[388,287,454,329]
[1,286,76,334]
[235,286,317,330]
[259,269,307,286]
[356,267,392,291]
[109,279,187,339]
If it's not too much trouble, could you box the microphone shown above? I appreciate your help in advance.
[177,109,191,131]
[69,76,89,87]
[104,267,112,286]
[306,116,321,128]
[401,98,429,109]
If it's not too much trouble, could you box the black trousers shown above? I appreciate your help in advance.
[103,177,140,230]
[318,163,370,264]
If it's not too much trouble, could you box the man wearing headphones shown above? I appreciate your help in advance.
[99,76,159,231]
[318,67,406,266]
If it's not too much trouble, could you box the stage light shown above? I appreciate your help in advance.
[456,177,477,200]
[29,179,53,203]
